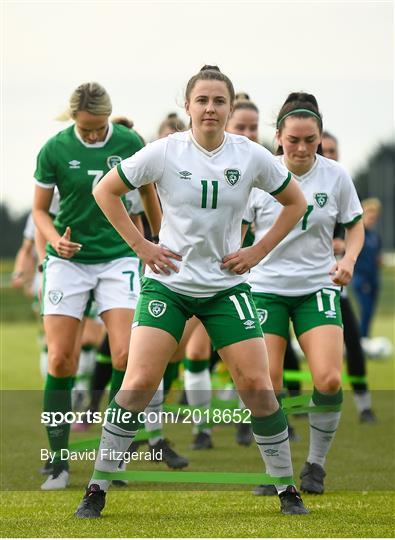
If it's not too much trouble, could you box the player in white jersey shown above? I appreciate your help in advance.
[243,92,364,496]
[32,83,162,490]
[176,94,263,451]
[75,65,309,518]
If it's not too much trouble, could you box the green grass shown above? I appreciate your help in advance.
[1,264,394,537]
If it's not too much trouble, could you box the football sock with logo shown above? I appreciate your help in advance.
[43,374,73,469]
[109,368,126,403]
[145,379,164,445]
[90,399,142,491]
[307,387,343,467]
[184,359,211,434]
[251,407,293,493]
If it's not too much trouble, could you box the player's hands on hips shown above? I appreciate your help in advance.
[221,246,261,275]
[329,256,355,286]
[52,226,82,259]
[135,239,182,275]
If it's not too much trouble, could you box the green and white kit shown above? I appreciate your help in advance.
[118,130,291,297]
[244,153,362,336]
[244,154,362,296]
[34,122,144,317]
[34,122,144,263]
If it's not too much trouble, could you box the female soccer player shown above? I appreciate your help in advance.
[75,66,309,517]
[33,82,162,490]
[244,93,364,495]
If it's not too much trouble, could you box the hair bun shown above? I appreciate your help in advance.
[200,64,221,72]
[235,92,250,101]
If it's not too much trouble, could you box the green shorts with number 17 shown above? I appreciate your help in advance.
[252,288,342,339]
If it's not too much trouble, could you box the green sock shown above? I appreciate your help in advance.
[163,361,180,397]
[43,374,73,469]
[109,368,125,403]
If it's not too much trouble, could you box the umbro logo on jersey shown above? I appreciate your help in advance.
[69,160,80,169]
[243,319,256,329]
[314,192,328,208]
[325,310,337,319]
[224,168,241,186]
[179,170,192,180]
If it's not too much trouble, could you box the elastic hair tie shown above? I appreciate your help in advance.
[277,108,321,128]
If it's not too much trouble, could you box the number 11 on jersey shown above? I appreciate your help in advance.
[201,180,218,209]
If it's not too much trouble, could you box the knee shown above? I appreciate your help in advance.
[110,345,129,370]
[48,348,75,377]
[187,344,210,360]
[315,373,342,394]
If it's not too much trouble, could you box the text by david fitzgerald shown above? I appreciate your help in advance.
[41,448,163,464]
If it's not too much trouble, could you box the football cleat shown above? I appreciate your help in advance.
[360,408,377,424]
[252,483,278,496]
[279,485,309,515]
[300,462,326,494]
[41,467,69,490]
[190,431,213,450]
[75,484,106,518]
[149,439,189,469]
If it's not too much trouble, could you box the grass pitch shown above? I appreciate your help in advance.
[1,266,394,537]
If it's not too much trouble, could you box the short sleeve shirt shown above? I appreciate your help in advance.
[118,130,290,297]
[244,154,363,295]
[34,123,144,263]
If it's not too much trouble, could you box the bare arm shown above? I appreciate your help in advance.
[222,178,307,274]
[138,184,162,237]
[11,239,35,288]
[241,222,249,244]
[130,214,145,237]
[93,167,181,274]
[330,219,364,285]
[32,186,81,259]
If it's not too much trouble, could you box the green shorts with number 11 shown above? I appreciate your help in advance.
[253,288,342,339]
[133,278,263,350]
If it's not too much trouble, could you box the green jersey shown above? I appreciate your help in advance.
[34,123,144,263]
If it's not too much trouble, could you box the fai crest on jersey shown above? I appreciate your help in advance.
[224,168,241,186]
[107,155,122,169]
[148,300,167,318]
[314,192,328,208]
[48,290,63,305]
[257,309,268,325]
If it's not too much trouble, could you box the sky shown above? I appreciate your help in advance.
[1,0,394,215]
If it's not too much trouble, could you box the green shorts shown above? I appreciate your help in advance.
[253,288,342,339]
[133,278,263,350]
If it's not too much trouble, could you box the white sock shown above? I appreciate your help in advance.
[184,367,211,434]
[308,402,341,467]
[145,379,164,445]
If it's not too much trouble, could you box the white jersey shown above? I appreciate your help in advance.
[125,189,143,215]
[244,154,362,296]
[119,130,291,297]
